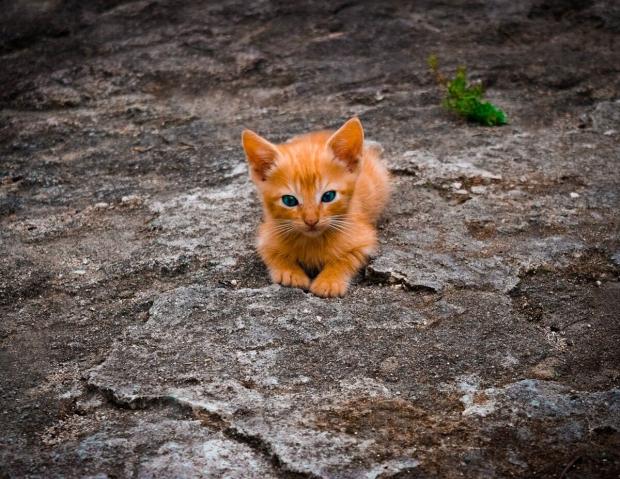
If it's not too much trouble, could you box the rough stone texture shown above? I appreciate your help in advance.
[1,1,619,478]
[86,285,619,477]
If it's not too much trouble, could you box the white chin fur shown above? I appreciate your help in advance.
[302,229,324,238]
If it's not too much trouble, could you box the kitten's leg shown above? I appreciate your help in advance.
[310,249,368,298]
[257,224,311,289]
[262,251,311,290]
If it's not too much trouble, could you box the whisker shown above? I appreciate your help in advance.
[270,221,296,237]
[329,221,354,230]
[327,224,356,240]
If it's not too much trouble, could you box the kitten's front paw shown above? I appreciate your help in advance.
[270,268,311,290]
[310,277,348,298]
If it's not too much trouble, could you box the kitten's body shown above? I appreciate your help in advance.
[242,118,390,297]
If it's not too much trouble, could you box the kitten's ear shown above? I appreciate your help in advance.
[241,130,279,181]
[327,117,364,171]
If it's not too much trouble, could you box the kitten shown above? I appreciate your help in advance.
[241,117,390,297]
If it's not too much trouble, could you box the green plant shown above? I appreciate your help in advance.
[428,54,507,126]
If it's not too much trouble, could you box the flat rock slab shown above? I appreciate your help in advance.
[88,285,619,477]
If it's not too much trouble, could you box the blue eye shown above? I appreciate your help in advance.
[321,190,336,203]
[282,195,299,207]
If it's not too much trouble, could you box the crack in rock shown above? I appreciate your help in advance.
[87,285,429,477]
[75,415,279,478]
[86,284,619,477]
[90,382,319,479]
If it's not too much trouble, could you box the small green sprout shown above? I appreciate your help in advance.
[428,54,507,126]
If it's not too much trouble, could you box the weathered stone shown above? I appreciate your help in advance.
[86,284,619,477]
[48,413,278,478]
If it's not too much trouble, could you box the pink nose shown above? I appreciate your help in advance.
[304,218,318,228]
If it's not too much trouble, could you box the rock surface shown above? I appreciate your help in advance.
[1,1,619,478]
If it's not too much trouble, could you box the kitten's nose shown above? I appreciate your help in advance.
[304,218,319,228]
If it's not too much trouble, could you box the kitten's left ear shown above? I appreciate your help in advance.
[327,117,364,171]
[241,129,279,182]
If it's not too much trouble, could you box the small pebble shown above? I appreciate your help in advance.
[121,194,143,206]
[569,192,580,199]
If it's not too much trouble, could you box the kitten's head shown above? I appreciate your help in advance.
[242,117,364,237]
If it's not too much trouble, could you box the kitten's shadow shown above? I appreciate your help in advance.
[299,262,365,285]
[299,263,320,280]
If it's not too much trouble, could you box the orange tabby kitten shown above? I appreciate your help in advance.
[241,117,390,297]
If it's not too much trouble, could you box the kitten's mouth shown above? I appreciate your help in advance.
[302,226,324,237]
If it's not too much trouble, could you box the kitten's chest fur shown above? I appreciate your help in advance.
[285,231,344,269]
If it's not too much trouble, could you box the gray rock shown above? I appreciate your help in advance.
[86,284,619,477]
[591,100,620,133]
[66,415,277,478]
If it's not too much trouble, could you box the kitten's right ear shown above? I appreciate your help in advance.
[327,117,364,172]
[241,130,279,182]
